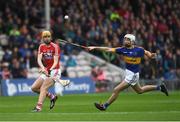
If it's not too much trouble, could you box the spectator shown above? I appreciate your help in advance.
[11,58,27,78]
[30,50,39,68]
[91,66,109,92]
[1,62,11,80]
[11,47,21,60]
[19,43,31,58]
[141,60,155,79]
[176,49,180,69]
[66,55,77,67]
[163,51,175,73]
[2,48,12,62]
[0,0,179,80]
[0,46,5,61]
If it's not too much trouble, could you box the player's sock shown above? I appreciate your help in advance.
[46,92,55,100]
[156,85,161,90]
[103,102,109,109]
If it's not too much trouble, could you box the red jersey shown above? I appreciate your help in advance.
[38,42,60,71]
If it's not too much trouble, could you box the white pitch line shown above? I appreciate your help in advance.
[0,111,180,115]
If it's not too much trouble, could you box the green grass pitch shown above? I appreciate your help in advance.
[0,91,180,121]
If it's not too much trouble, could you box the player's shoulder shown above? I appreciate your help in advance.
[50,42,58,46]
[39,43,46,48]
[134,46,144,50]
[50,42,60,49]
[134,46,145,56]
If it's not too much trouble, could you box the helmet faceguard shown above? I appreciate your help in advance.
[124,34,135,42]
[123,34,136,47]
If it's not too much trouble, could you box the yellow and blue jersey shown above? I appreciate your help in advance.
[115,47,145,73]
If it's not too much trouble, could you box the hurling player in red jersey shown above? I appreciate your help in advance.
[31,30,70,112]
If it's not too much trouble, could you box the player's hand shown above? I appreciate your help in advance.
[39,68,49,76]
[151,53,157,59]
[87,46,96,51]
[106,48,114,52]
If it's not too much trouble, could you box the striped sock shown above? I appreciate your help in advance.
[46,92,55,100]
[103,102,109,109]
[156,85,161,90]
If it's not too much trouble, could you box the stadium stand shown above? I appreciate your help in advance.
[0,0,179,85]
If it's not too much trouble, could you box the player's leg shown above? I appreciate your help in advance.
[47,69,63,110]
[33,78,54,112]
[31,75,56,99]
[49,69,67,109]
[95,69,135,111]
[49,68,70,108]
[131,83,157,94]
[106,81,130,105]
[124,69,167,96]
[132,82,168,96]
[94,80,130,111]
[31,77,44,93]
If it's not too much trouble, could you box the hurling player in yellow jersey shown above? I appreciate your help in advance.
[88,34,168,111]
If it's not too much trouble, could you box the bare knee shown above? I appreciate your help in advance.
[31,86,39,92]
[40,78,54,92]
[40,85,49,93]
[136,89,144,94]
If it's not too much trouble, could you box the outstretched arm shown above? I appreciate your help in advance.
[88,46,117,53]
[144,50,157,59]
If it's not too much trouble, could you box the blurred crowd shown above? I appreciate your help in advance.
[0,0,180,80]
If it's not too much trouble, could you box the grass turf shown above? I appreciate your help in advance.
[0,91,180,121]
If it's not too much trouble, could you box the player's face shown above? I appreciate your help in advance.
[42,35,51,44]
[123,37,132,48]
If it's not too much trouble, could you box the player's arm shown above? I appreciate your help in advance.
[144,50,157,59]
[87,46,117,53]
[37,53,45,69]
[49,55,59,70]
[37,53,48,75]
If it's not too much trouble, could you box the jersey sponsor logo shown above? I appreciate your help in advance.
[123,52,133,54]
[42,49,54,59]
[43,52,53,59]
[123,56,141,64]
[123,51,138,56]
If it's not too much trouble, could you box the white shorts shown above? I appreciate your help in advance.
[40,69,61,82]
[124,69,139,86]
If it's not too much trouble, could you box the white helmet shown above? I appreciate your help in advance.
[124,34,135,42]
